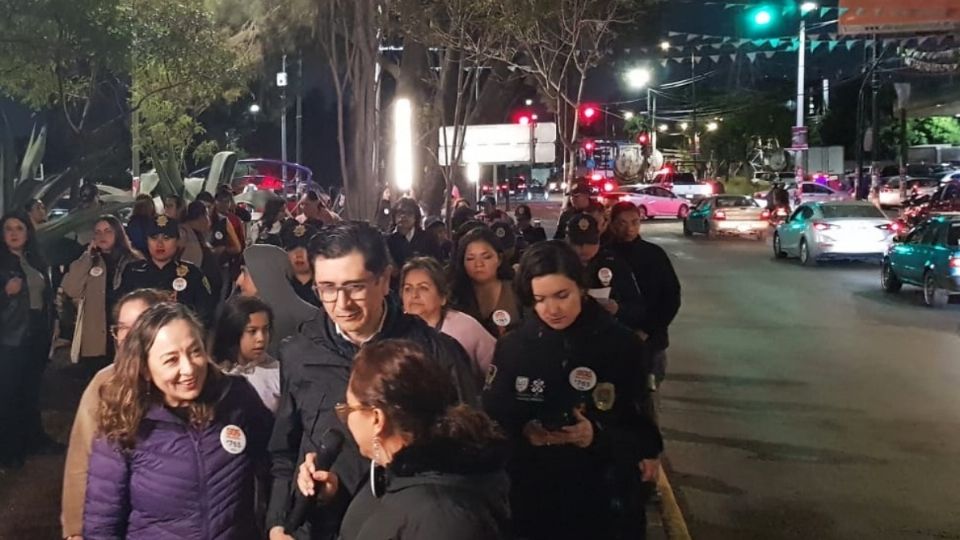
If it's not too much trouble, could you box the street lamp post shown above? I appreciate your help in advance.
[626,67,654,149]
[795,2,817,181]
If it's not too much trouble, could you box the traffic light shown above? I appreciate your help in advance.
[579,104,599,125]
[583,140,595,152]
[749,5,777,29]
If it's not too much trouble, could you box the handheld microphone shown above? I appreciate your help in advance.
[284,429,346,534]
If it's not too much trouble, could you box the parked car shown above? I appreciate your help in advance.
[525,182,550,201]
[613,184,690,220]
[683,195,769,240]
[773,201,898,266]
[787,181,852,208]
[652,170,714,201]
[936,169,960,184]
[882,215,960,307]
[878,177,940,207]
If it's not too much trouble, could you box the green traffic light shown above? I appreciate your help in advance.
[754,9,773,25]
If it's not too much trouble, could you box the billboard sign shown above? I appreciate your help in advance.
[839,0,960,35]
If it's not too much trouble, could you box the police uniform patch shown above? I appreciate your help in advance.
[495,227,506,238]
[531,379,546,394]
[201,276,212,293]
[569,367,598,391]
[156,215,169,227]
[515,376,529,393]
[172,277,188,292]
[598,267,613,287]
[578,218,590,231]
[592,382,616,411]
[176,265,189,277]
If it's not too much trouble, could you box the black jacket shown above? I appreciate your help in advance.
[339,437,510,540]
[119,259,214,324]
[583,249,648,330]
[553,208,578,240]
[386,229,441,269]
[0,252,51,347]
[266,299,481,539]
[609,237,681,351]
[483,299,662,540]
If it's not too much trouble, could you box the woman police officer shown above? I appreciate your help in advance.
[482,240,663,540]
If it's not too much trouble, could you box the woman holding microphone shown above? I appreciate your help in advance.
[296,339,509,540]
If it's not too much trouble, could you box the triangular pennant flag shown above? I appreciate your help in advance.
[763,51,776,59]
[820,7,830,17]
[752,39,767,47]
[729,53,737,61]
[918,36,931,45]
[660,59,668,68]
[724,3,737,9]
[746,52,758,63]
[710,55,721,63]
[883,38,896,47]
[810,40,823,52]
[828,40,840,52]
[865,39,875,46]
[687,33,700,42]
[722,36,733,43]
[838,7,848,15]
[694,44,705,51]
[846,40,858,50]
[711,43,723,49]
[668,31,683,37]
[769,38,782,47]
[829,33,837,40]
[671,56,684,64]
[694,56,703,64]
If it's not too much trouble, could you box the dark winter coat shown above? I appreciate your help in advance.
[483,299,662,540]
[83,375,274,540]
[608,237,681,352]
[0,250,51,347]
[266,299,481,539]
[583,248,649,330]
[386,229,442,269]
[339,438,511,540]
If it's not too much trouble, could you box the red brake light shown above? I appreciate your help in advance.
[603,182,615,192]
[591,172,603,182]
[760,209,771,220]
[813,221,836,231]
[713,210,727,220]
[951,257,960,269]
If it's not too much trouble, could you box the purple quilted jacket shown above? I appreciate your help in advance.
[83,375,274,540]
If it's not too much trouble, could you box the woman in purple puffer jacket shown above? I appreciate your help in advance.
[83,302,274,540]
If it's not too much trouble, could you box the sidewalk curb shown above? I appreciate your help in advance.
[657,465,692,540]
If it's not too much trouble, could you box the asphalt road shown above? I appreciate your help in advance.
[647,220,960,539]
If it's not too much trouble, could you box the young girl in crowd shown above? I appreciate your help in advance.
[212,296,281,413]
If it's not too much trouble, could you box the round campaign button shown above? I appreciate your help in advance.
[172,277,188,292]
[214,231,224,240]
[569,366,598,391]
[492,309,511,328]
[598,267,613,286]
[89,266,104,278]
[220,425,247,455]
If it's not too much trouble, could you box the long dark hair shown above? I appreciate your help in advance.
[98,303,222,449]
[95,215,142,260]
[449,227,511,311]
[350,340,501,445]
[261,197,286,227]
[211,296,274,365]
[0,211,47,271]
[513,240,586,307]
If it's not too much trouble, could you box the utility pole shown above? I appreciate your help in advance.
[296,50,303,170]
[795,17,808,181]
[870,35,880,200]
[691,51,698,159]
[279,54,289,184]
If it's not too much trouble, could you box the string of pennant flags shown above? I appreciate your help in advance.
[696,1,954,20]
[651,31,957,53]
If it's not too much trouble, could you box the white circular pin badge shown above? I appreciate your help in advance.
[172,277,188,292]
[214,231,224,240]
[89,266,104,278]
[492,309,511,328]
[598,267,613,287]
[219,425,247,455]
[569,366,598,391]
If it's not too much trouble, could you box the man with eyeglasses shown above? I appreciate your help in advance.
[266,222,479,540]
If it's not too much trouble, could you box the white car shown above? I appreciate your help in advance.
[786,182,852,208]
[614,184,691,220]
[773,201,899,266]
[878,177,940,207]
[937,169,960,184]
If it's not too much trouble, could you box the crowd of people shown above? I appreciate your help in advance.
[0,180,682,540]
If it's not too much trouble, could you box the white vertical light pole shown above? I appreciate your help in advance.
[278,55,289,183]
[467,162,481,204]
[393,98,414,194]
[795,2,817,180]
[626,67,653,149]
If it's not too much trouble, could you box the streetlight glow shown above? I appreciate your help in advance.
[680,122,689,131]
[706,121,719,132]
[248,104,261,114]
[625,67,652,89]
[524,99,534,106]
[800,1,818,14]
[623,111,635,121]
[659,41,671,51]
[658,124,669,132]
[467,162,480,184]
[393,97,414,192]
[754,9,772,25]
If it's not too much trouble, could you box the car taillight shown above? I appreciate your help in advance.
[760,209,771,220]
[813,221,837,231]
[951,257,960,269]
[591,173,603,181]
[713,210,726,220]
[879,222,904,234]
[518,183,526,189]
[775,208,788,217]
[603,182,615,192]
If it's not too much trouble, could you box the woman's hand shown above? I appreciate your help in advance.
[268,527,294,540]
[522,420,559,447]
[4,277,23,296]
[297,452,340,503]
[640,458,661,483]
[557,408,594,448]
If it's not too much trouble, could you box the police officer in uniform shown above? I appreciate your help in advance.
[554,182,592,240]
[515,204,547,245]
[565,213,647,330]
[119,215,214,323]
[483,241,662,540]
[280,219,321,308]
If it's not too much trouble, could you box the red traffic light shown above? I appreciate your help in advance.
[583,140,595,151]
[638,132,649,144]
[579,104,600,124]
[583,106,597,119]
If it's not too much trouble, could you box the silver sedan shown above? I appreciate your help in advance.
[773,201,898,266]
